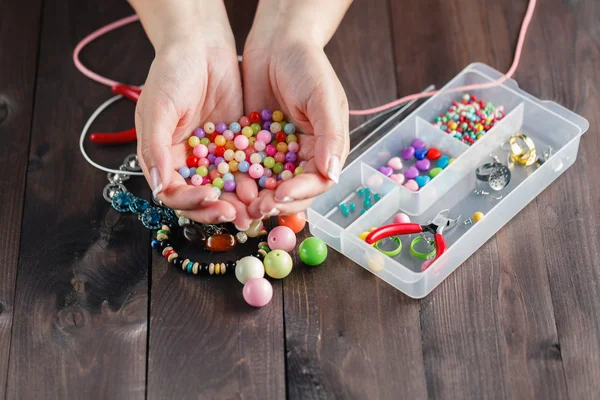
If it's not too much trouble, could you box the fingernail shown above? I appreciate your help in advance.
[218,215,235,223]
[275,196,294,203]
[150,167,163,196]
[200,196,218,206]
[261,208,280,218]
[327,156,340,184]
[234,223,250,231]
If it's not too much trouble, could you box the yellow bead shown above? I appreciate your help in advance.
[242,126,254,138]
[359,232,369,241]
[276,142,288,153]
[215,263,221,275]
[286,134,298,144]
[272,110,284,122]
[225,140,236,150]
[369,227,376,232]
[188,136,200,147]
[294,166,304,176]
[248,137,257,147]
[214,135,226,146]
[449,158,455,164]
[472,212,485,223]
[229,160,239,172]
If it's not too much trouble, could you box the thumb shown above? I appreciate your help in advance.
[307,74,349,184]
[135,99,178,197]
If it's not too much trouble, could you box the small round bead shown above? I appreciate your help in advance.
[151,239,161,249]
[234,150,246,162]
[258,176,268,188]
[191,174,203,186]
[188,136,200,147]
[238,160,250,173]
[264,249,293,279]
[285,152,297,163]
[199,137,210,146]
[224,180,236,192]
[179,167,191,179]
[257,130,271,143]
[239,116,250,127]
[272,110,284,122]
[193,144,209,159]
[250,153,263,165]
[276,142,288,153]
[215,146,226,157]
[193,127,206,139]
[186,156,199,168]
[197,166,208,177]
[215,122,227,134]
[234,135,249,150]
[204,122,216,134]
[265,177,277,189]
[273,163,284,174]
[281,170,294,181]
[223,149,235,161]
[275,131,287,143]
[268,226,297,252]
[283,123,296,135]
[209,169,221,181]
[209,263,215,275]
[249,164,265,179]
[229,122,242,133]
[270,122,282,133]
[214,135,226,146]
[254,140,266,152]
[207,143,217,154]
[294,166,304,175]
[284,162,295,172]
[213,177,225,189]
[242,126,254,138]
[217,162,230,174]
[287,142,300,153]
[263,157,276,169]
[265,144,277,156]
[249,111,261,123]
[274,152,286,163]
[251,123,261,134]
[472,211,485,223]
[222,172,234,181]
[229,160,239,172]
[260,109,272,121]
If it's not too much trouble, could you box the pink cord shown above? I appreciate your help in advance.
[73,0,536,115]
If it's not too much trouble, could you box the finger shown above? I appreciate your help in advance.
[156,181,220,210]
[273,160,332,202]
[180,200,237,224]
[234,172,259,205]
[247,189,273,220]
[305,59,350,184]
[135,89,179,197]
[220,192,253,231]
[249,190,313,219]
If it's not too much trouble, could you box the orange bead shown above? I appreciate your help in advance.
[278,213,306,234]
[229,160,239,172]
[214,135,226,146]
[225,140,236,150]
[276,142,288,153]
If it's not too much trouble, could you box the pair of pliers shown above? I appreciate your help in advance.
[89,85,141,145]
[365,209,460,263]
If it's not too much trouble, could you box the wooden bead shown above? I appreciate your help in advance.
[162,247,173,256]
[215,263,221,275]
[206,234,236,252]
[258,249,267,258]
[221,263,227,274]
[157,233,169,241]
[192,262,199,274]
[209,263,215,275]
[161,225,171,233]
[167,253,179,263]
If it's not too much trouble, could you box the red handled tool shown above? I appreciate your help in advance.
[365,209,460,262]
[88,85,140,145]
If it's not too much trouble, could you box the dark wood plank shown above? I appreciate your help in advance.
[0,0,44,397]
[283,1,428,399]
[146,2,285,399]
[391,0,572,398]
[6,0,153,398]
[529,1,600,399]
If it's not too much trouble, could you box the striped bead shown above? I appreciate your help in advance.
[162,247,173,256]
[192,262,199,275]
[167,252,179,263]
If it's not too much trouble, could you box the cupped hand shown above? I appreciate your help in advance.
[135,36,257,229]
[241,35,350,219]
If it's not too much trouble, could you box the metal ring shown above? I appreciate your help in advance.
[123,154,142,172]
[103,182,127,203]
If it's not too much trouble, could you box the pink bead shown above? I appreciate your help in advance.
[202,177,211,185]
[263,168,273,177]
[198,158,210,168]
[254,140,266,152]
[265,177,277,189]
[243,278,273,307]
[245,148,256,158]
[257,130,271,143]
[208,143,217,154]
[390,173,405,184]
[239,116,250,127]
[190,174,203,186]
[268,226,297,252]
[274,152,286,163]
[223,130,234,141]
[387,156,403,170]
[209,169,221,180]
[249,164,264,179]
[284,162,295,172]
[193,144,208,158]
[392,213,411,224]
[403,179,419,192]
[287,142,300,153]
[265,144,277,156]
[234,135,249,150]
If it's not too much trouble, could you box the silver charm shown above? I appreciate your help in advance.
[103,182,127,203]
[123,154,142,172]
[473,189,503,200]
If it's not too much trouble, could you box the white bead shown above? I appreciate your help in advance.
[235,256,265,284]
[236,232,248,244]
[178,216,191,226]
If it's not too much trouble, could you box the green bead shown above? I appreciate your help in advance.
[264,250,293,279]
[429,167,443,178]
[259,245,271,253]
[263,157,275,169]
[279,121,287,129]
[298,237,328,266]
[212,178,224,189]
[199,138,211,146]
[157,229,169,237]
[250,123,261,134]
[273,163,284,174]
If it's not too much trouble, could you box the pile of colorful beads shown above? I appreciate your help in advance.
[378,139,452,191]
[179,109,305,196]
[432,94,505,145]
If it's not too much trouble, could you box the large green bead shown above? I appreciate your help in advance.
[264,250,293,279]
[298,237,328,267]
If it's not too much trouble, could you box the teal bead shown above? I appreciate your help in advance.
[374,193,381,201]
[357,188,364,197]
[186,261,194,273]
[349,203,356,212]
[364,188,371,196]
[436,156,450,169]
[415,175,431,188]
[360,209,366,215]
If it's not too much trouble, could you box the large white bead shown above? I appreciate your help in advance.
[235,256,265,284]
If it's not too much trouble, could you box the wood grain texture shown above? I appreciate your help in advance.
[6,1,153,398]
[145,2,285,399]
[0,0,43,398]
[391,0,576,399]
[283,1,428,399]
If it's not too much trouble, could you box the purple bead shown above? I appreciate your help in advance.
[404,166,419,179]
[285,152,297,163]
[262,120,272,130]
[415,159,431,172]
[207,154,216,163]
[193,128,206,139]
[214,157,225,166]
[401,146,415,160]
[378,166,393,177]
[261,109,272,121]
[215,122,227,134]
[412,138,426,149]
[224,180,236,192]
[277,173,283,180]
[258,176,268,188]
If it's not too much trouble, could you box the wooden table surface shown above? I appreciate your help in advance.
[1,0,599,399]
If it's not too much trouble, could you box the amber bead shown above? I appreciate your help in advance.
[206,234,236,252]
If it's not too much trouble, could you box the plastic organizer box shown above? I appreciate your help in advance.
[307,63,589,298]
